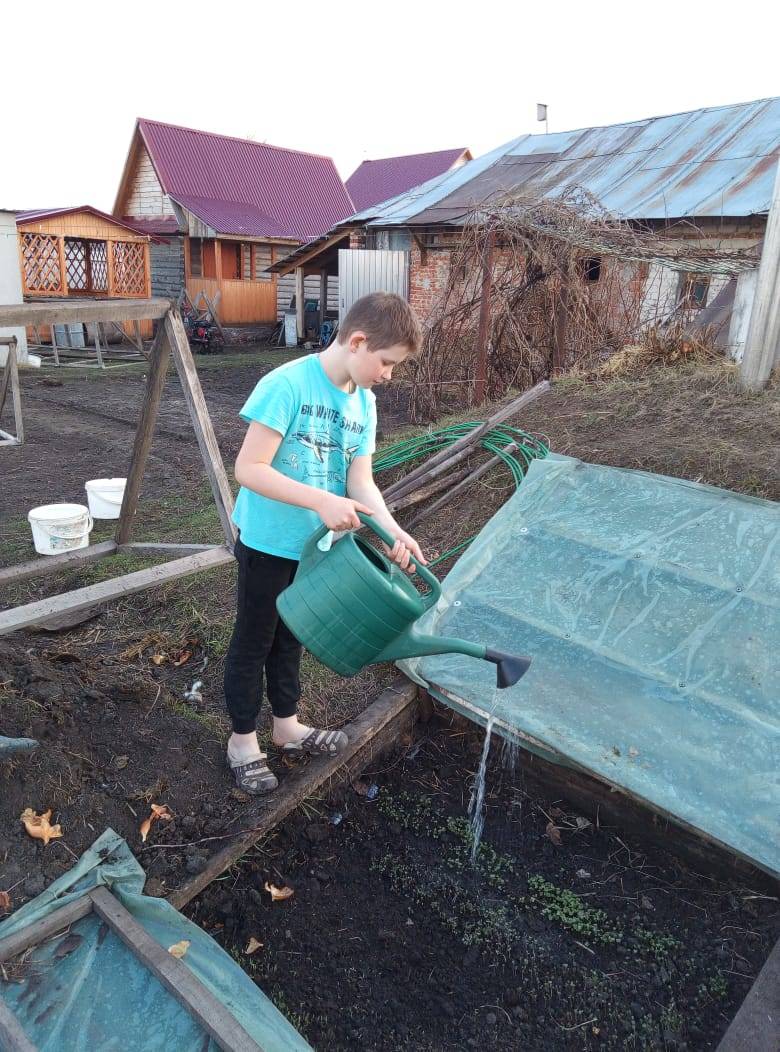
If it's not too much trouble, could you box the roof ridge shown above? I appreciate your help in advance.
[529,96,779,139]
[136,117,337,163]
[356,147,468,166]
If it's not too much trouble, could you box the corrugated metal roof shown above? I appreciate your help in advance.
[137,119,355,241]
[16,206,152,238]
[351,97,780,227]
[345,149,470,213]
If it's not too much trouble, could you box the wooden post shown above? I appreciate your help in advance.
[473,230,495,405]
[740,158,780,391]
[319,268,328,332]
[93,324,105,369]
[295,266,305,340]
[56,235,68,295]
[214,239,223,283]
[115,324,171,544]
[106,240,116,297]
[165,308,237,546]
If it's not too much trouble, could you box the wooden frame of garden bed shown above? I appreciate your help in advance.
[0,298,236,636]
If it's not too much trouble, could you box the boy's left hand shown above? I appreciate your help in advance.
[386,529,427,573]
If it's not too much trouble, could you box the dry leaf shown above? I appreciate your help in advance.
[640,895,654,910]
[151,653,166,666]
[0,890,11,912]
[545,821,562,847]
[172,649,193,668]
[549,806,565,819]
[111,755,129,771]
[574,816,591,831]
[168,940,190,958]
[245,937,264,955]
[139,803,174,842]
[20,808,63,846]
[54,932,83,958]
[231,788,250,803]
[264,882,294,902]
[352,779,370,797]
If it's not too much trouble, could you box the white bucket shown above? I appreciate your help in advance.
[27,503,93,556]
[85,478,126,520]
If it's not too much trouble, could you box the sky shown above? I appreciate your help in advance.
[3,0,778,213]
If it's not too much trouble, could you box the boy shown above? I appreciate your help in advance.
[224,292,427,794]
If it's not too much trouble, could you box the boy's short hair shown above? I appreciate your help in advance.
[340,292,422,355]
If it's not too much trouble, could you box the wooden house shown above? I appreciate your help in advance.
[113,119,355,327]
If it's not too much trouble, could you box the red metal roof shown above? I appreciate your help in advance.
[136,118,355,241]
[345,148,470,212]
[16,206,152,237]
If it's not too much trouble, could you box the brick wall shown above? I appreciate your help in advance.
[408,242,452,323]
[149,237,185,299]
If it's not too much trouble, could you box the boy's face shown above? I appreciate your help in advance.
[347,332,411,389]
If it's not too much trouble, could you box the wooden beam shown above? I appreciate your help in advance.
[0,547,233,637]
[0,540,117,589]
[88,887,265,1052]
[119,542,219,556]
[319,269,328,331]
[115,325,171,544]
[0,299,171,327]
[199,291,227,344]
[168,676,419,909]
[0,894,93,963]
[716,935,780,1052]
[406,441,518,529]
[474,229,495,405]
[740,158,780,390]
[0,998,39,1052]
[295,267,304,340]
[165,310,237,547]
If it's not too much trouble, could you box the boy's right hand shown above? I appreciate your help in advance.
[315,494,374,531]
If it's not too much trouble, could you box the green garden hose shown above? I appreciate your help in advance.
[374,423,549,565]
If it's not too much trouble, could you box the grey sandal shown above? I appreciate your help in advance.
[227,751,278,794]
[277,728,348,757]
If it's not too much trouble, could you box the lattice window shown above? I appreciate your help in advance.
[20,233,63,293]
[64,238,88,291]
[112,241,146,295]
[89,241,108,291]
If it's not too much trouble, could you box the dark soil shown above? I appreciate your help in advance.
[188,711,779,1051]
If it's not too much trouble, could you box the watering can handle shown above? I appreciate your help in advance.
[357,513,442,609]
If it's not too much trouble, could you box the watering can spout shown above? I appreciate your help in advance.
[376,629,532,690]
[484,648,532,689]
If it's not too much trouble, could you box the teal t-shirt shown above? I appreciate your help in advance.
[232,354,377,559]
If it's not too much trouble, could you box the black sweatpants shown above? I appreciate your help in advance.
[223,536,301,734]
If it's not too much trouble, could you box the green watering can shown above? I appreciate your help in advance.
[277,514,532,689]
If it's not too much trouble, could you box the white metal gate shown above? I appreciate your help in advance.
[338,249,410,321]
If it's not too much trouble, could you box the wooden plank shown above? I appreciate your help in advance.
[199,291,227,343]
[165,310,237,546]
[93,323,105,369]
[295,267,304,339]
[88,887,264,1052]
[406,441,518,528]
[115,324,171,545]
[0,299,170,327]
[716,935,780,1052]
[0,540,117,589]
[119,542,220,556]
[0,894,93,963]
[0,338,14,414]
[169,676,419,909]
[741,158,780,391]
[0,998,39,1052]
[0,547,233,637]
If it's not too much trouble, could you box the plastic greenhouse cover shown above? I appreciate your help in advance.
[0,829,311,1051]
[399,455,780,877]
